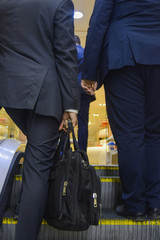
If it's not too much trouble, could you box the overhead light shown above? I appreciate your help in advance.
[74,11,84,19]
[99,103,106,106]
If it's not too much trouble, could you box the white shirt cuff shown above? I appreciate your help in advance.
[65,109,78,114]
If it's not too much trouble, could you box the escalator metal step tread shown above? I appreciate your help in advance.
[1,211,160,240]
[94,165,119,177]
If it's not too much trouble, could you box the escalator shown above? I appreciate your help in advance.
[0,140,160,239]
[0,139,24,226]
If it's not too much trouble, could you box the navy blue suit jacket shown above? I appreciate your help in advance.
[82,0,160,86]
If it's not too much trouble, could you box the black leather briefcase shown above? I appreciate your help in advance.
[44,122,101,231]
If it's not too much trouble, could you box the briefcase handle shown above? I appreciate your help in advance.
[68,121,90,167]
[53,121,80,165]
[55,121,80,158]
[63,120,79,151]
[54,130,68,162]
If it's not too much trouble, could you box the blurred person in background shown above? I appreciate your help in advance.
[75,35,95,152]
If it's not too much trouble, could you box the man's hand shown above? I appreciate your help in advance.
[59,112,78,131]
[81,79,97,95]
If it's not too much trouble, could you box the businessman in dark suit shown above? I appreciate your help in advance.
[0,0,80,239]
[75,35,95,152]
[81,0,160,221]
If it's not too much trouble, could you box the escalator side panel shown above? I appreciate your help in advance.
[0,139,24,226]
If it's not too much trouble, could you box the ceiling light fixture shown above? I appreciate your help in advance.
[74,11,84,19]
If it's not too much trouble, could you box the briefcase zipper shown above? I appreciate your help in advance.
[91,167,98,208]
[62,150,71,198]
[62,181,68,196]
[90,167,101,224]
[93,193,98,207]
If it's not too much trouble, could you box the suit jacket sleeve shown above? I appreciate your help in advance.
[82,0,114,82]
[54,0,80,111]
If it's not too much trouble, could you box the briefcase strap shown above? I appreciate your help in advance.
[68,121,79,151]
[53,121,80,164]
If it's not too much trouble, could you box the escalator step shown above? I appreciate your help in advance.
[94,165,119,177]
[1,213,160,240]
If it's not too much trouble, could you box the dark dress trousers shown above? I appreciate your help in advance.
[0,0,80,239]
[82,0,160,213]
[76,44,95,152]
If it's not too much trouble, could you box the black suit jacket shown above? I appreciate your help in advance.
[82,0,160,86]
[0,0,80,122]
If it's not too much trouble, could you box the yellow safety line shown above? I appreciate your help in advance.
[14,175,22,181]
[2,218,17,225]
[100,177,121,183]
[14,175,121,183]
[3,218,160,226]
[99,219,160,226]
[94,166,119,170]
